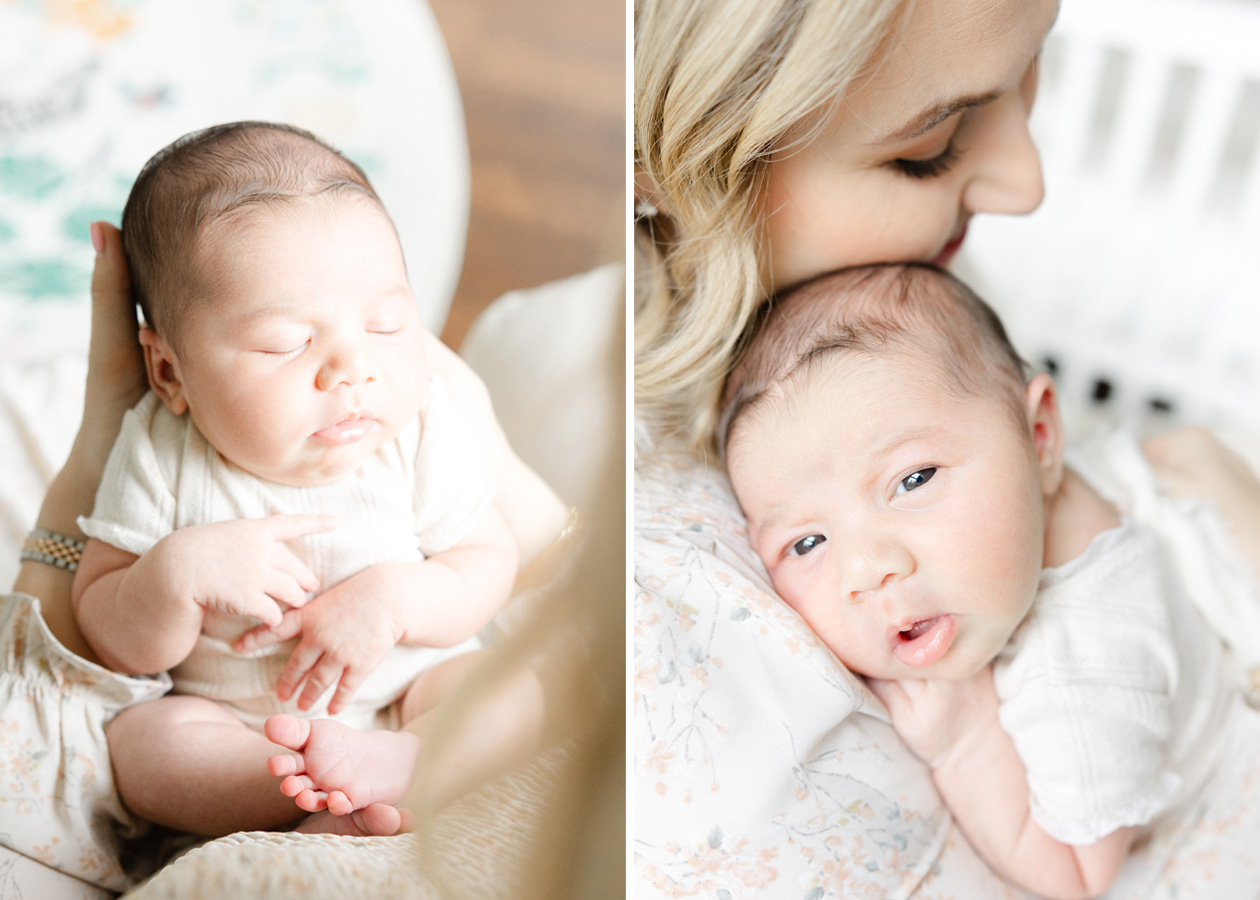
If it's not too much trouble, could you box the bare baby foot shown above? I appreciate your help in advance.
[265,714,421,816]
[294,802,411,836]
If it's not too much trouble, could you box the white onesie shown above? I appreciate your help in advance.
[994,431,1252,845]
[80,374,493,730]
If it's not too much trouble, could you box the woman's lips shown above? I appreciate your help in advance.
[312,414,375,446]
[932,224,968,267]
[891,614,956,668]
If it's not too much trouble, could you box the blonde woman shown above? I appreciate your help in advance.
[634,0,1260,896]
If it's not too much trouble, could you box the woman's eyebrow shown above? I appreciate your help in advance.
[875,90,1001,145]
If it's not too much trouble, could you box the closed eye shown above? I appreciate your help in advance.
[890,143,960,179]
[261,340,309,360]
[788,534,826,557]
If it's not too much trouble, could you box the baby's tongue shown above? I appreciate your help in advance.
[901,618,936,641]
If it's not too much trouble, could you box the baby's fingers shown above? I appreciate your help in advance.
[297,658,347,711]
[264,565,316,610]
[264,513,339,543]
[275,641,323,703]
[214,592,285,629]
[326,667,368,716]
[865,678,911,719]
[270,546,320,599]
[236,609,303,654]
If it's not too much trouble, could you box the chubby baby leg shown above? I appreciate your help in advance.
[106,695,306,835]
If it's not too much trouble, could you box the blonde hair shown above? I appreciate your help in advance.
[634,0,911,453]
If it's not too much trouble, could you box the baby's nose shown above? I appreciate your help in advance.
[316,344,375,391]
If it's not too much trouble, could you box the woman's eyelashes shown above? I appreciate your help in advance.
[895,467,937,495]
[890,143,960,180]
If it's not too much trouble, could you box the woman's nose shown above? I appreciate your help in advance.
[315,340,376,391]
[962,93,1046,217]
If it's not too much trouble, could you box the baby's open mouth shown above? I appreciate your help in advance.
[891,614,956,667]
[899,617,940,641]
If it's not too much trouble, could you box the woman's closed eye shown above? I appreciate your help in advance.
[895,467,937,495]
[788,534,826,557]
[890,142,960,180]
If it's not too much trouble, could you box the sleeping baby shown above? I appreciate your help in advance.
[719,262,1260,899]
[72,121,518,837]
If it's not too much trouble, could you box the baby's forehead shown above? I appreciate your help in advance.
[727,340,1020,473]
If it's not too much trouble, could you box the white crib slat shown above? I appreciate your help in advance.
[1168,69,1243,216]
[1033,37,1107,185]
[1106,53,1174,204]
[1240,140,1260,232]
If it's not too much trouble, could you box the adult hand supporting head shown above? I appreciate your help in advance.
[12,222,147,662]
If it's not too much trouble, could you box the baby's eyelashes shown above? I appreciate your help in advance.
[259,338,311,360]
[788,534,826,557]
[895,467,937,496]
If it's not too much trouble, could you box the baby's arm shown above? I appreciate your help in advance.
[239,505,518,714]
[72,515,332,674]
[870,673,1135,900]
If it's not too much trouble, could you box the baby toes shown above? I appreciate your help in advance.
[355,803,403,836]
[268,751,305,778]
[295,788,328,813]
[281,773,316,798]
[264,713,312,751]
[327,790,354,817]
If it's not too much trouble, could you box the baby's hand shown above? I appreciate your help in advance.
[866,667,999,770]
[167,514,335,626]
[236,564,404,715]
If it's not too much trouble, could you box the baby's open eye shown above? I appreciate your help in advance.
[788,534,826,557]
[895,467,937,495]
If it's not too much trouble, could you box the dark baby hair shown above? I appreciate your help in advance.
[719,262,1031,458]
[120,121,386,346]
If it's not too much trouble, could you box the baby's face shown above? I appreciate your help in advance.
[165,195,428,486]
[726,351,1052,681]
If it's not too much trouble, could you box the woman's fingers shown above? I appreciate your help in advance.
[86,221,146,407]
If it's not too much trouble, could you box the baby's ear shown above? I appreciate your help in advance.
[139,327,189,415]
[1025,372,1064,496]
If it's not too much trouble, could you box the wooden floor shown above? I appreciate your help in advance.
[428,0,626,349]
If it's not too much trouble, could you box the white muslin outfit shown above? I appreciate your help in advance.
[78,374,493,732]
[993,431,1256,846]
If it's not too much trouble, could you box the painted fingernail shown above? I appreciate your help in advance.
[90,222,105,255]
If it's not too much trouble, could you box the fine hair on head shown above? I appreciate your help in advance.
[634,0,914,451]
[121,121,388,349]
[718,262,1031,459]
